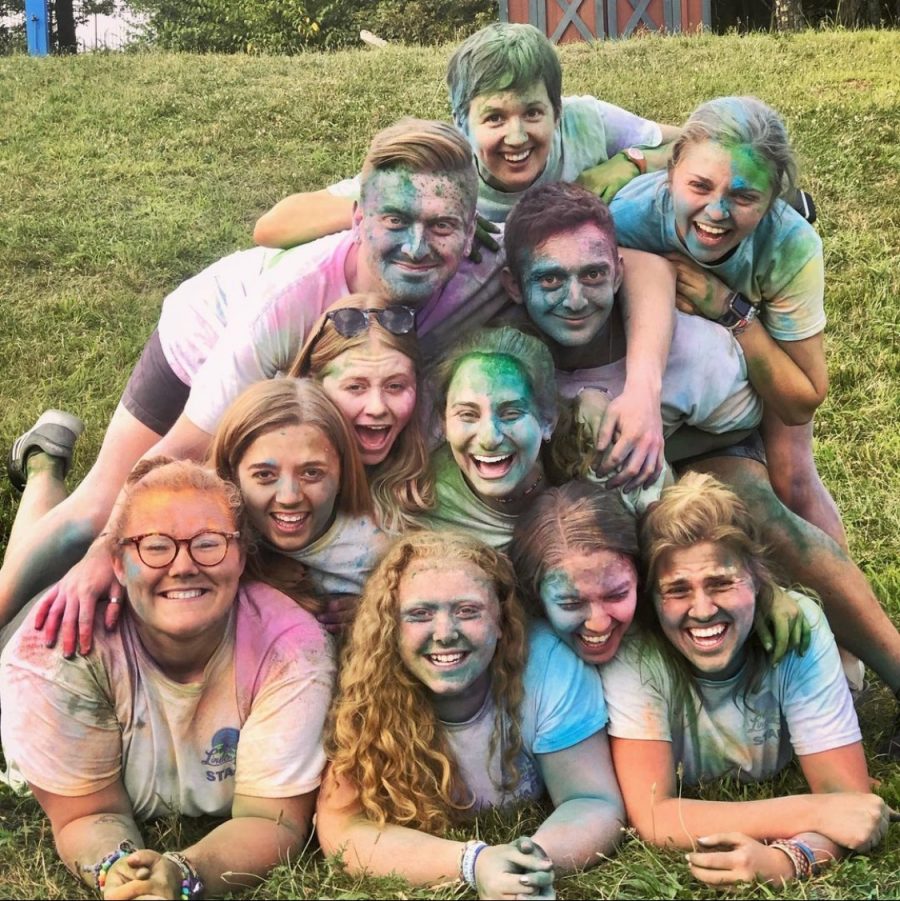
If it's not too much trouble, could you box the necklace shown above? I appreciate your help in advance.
[495,470,544,505]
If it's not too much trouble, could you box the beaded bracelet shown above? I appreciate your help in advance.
[90,839,138,892]
[162,851,205,900]
[458,840,488,889]
[768,839,812,880]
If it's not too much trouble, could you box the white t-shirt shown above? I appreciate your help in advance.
[184,232,508,434]
[1,581,335,821]
[157,245,285,385]
[554,310,763,438]
[444,620,608,811]
[277,511,390,595]
[601,595,860,785]
[328,96,662,224]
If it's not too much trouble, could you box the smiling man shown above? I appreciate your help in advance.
[0,118,510,630]
[502,182,763,459]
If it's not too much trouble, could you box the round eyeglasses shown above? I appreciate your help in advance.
[325,305,416,338]
[118,531,240,569]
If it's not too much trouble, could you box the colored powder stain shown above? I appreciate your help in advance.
[725,142,773,197]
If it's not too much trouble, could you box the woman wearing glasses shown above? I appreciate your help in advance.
[0,457,335,900]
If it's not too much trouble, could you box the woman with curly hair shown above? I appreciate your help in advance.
[289,292,433,535]
[317,530,624,898]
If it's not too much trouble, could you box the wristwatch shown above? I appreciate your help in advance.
[622,147,647,175]
[716,291,758,335]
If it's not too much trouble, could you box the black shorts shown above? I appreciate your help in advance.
[121,330,191,436]
[674,428,768,472]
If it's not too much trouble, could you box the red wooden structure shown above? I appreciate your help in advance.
[499,0,710,42]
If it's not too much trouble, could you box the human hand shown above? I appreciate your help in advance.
[576,154,641,203]
[102,849,179,899]
[686,833,795,886]
[579,385,664,491]
[754,586,812,664]
[33,542,122,657]
[812,793,893,852]
[316,594,359,635]
[664,253,731,320]
[468,215,501,263]
[474,837,555,899]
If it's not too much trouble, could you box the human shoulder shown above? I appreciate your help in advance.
[749,203,822,283]
[235,580,332,660]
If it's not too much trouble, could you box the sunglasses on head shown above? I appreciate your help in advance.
[325,305,416,338]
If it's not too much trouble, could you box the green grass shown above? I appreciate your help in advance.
[1,27,899,899]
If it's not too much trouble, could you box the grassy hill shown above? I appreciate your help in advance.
[1,29,898,899]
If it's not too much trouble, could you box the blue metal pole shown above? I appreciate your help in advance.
[26,0,50,55]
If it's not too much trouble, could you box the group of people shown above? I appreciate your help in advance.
[0,21,896,900]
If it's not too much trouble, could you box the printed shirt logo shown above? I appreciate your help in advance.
[202,726,240,781]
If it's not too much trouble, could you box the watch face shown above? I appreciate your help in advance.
[625,148,646,164]
[731,293,754,318]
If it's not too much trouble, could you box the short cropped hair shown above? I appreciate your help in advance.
[360,117,477,210]
[446,23,563,129]
[504,181,618,289]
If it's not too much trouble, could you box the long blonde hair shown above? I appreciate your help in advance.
[290,293,434,533]
[208,379,372,610]
[327,531,528,833]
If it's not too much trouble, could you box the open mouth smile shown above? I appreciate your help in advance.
[355,424,392,452]
[426,650,470,667]
[693,220,732,243]
[159,588,207,600]
[471,452,515,479]
[270,511,310,533]
[686,622,729,649]
[502,148,533,164]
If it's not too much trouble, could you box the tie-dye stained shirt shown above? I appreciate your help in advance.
[442,621,608,811]
[0,581,335,821]
[600,595,860,784]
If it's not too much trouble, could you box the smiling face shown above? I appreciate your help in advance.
[236,423,341,552]
[540,548,638,666]
[357,167,475,306]
[113,488,244,645]
[466,80,556,193]
[516,222,623,349]
[444,355,546,504]
[670,139,775,263]
[397,559,501,721]
[318,335,417,466]
[654,540,757,680]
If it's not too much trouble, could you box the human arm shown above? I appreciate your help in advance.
[103,792,317,899]
[576,136,679,203]
[609,736,888,852]
[316,768,554,898]
[665,254,827,425]
[589,248,674,489]
[254,190,354,248]
[682,743,890,886]
[532,731,625,872]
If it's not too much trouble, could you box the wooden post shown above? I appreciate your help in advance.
[25,0,50,55]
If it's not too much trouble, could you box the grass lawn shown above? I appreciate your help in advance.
[1,27,899,899]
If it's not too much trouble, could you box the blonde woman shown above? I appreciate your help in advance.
[317,531,624,899]
[290,292,433,534]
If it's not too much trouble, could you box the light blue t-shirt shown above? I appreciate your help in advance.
[443,620,608,810]
[610,170,826,342]
[601,595,860,785]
